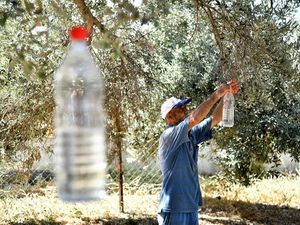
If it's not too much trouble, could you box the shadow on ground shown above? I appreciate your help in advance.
[7,217,158,225]
[9,220,62,225]
[86,217,158,225]
[201,196,300,225]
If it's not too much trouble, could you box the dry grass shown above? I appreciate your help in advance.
[201,174,300,225]
[0,175,299,225]
[201,174,300,208]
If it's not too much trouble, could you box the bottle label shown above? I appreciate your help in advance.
[54,127,106,201]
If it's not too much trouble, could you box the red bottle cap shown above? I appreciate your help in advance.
[69,26,89,41]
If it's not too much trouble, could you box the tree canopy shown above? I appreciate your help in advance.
[0,0,299,185]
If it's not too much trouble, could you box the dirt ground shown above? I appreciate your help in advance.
[6,196,299,225]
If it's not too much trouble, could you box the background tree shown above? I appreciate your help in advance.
[0,0,299,186]
[195,0,300,184]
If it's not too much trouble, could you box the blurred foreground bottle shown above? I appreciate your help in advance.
[54,26,106,201]
[222,92,234,127]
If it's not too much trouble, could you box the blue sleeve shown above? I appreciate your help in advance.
[189,117,212,145]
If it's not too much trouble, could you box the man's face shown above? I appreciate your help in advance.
[166,105,188,125]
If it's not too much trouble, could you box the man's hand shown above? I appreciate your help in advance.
[228,80,240,94]
[215,80,240,98]
[189,80,240,130]
[210,80,240,128]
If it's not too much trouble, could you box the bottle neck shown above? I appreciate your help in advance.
[70,41,88,51]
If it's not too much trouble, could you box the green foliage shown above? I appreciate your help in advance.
[195,0,300,184]
[0,1,67,170]
[0,0,299,186]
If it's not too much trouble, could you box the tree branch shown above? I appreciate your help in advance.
[197,1,224,58]
[73,0,126,63]
[73,0,107,33]
[198,0,228,79]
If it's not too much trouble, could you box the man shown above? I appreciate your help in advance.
[158,80,239,225]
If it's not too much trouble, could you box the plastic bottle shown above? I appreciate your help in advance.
[54,26,106,201]
[222,92,234,127]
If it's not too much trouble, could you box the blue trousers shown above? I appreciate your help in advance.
[157,211,199,225]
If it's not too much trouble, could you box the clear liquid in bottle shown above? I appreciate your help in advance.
[222,93,234,127]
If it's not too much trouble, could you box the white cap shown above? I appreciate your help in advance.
[161,97,192,119]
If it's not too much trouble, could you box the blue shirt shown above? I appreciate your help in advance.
[158,117,212,213]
